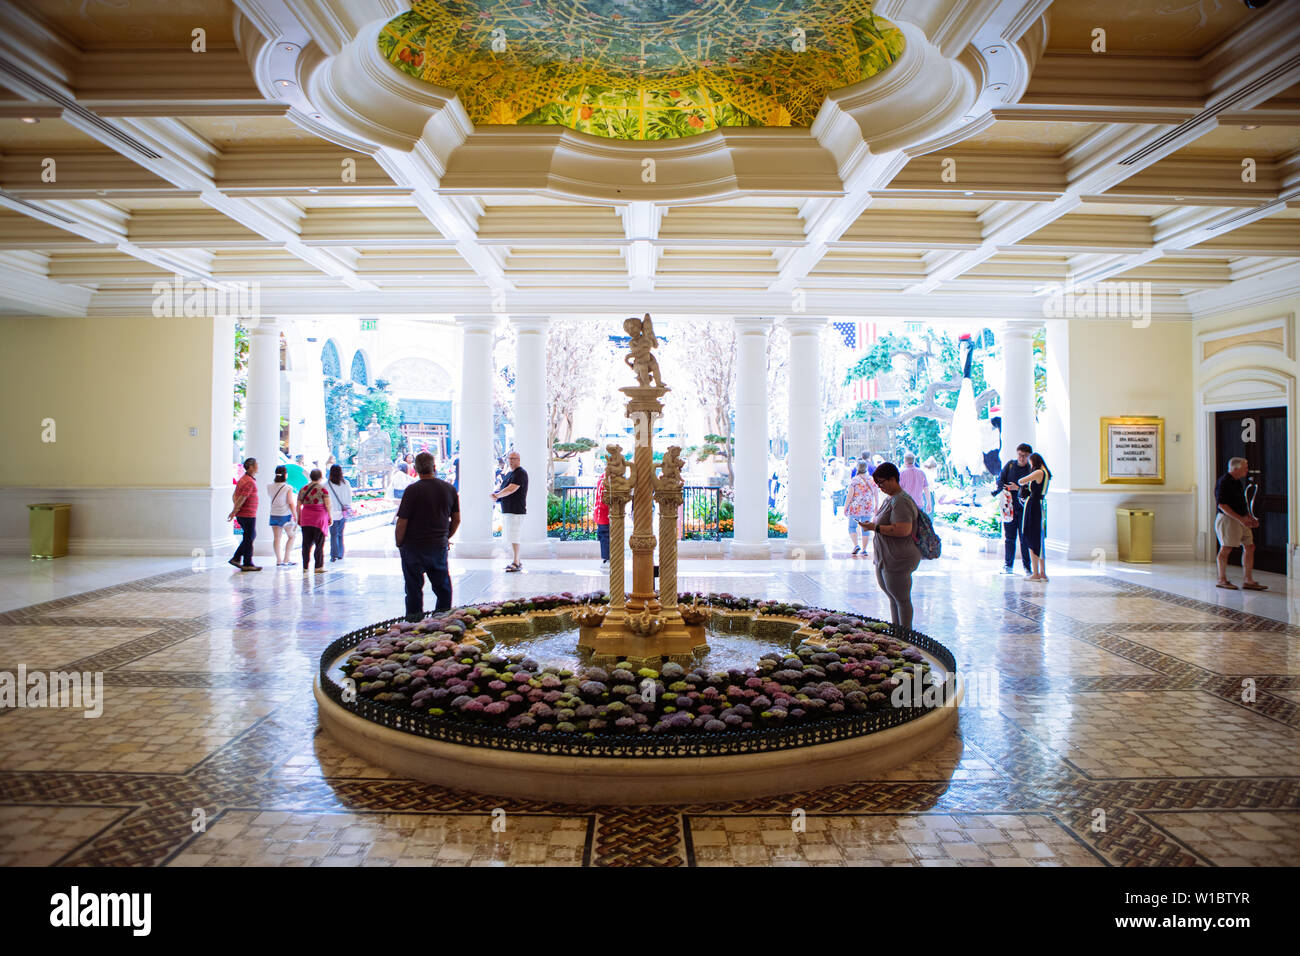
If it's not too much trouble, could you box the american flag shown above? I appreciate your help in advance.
[833,320,878,401]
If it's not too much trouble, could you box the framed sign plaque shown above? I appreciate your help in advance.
[1100,416,1165,484]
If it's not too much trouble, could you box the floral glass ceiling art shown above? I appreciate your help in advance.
[379,0,905,141]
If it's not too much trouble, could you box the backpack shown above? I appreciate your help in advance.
[913,507,942,560]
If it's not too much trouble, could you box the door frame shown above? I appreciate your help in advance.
[1197,366,1295,577]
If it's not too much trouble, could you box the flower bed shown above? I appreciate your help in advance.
[324,591,952,743]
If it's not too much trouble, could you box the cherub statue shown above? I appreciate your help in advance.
[656,445,684,490]
[605,443,632,498]
[623,313,663,388]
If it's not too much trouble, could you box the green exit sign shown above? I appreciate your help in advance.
[360,318,377,331]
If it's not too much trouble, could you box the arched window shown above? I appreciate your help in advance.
[321,340,341,379]
[351,350,369,386]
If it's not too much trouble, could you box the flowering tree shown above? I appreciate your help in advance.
[544,319,619,490]
[663,319,736,487]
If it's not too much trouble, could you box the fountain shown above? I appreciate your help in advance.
[312,313,959,804]
[576,314,708,668]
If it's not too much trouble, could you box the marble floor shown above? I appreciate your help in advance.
[0,551,1296,867]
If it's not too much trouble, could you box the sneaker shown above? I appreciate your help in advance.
[852,546,861,555]
[1001,566,1015,575]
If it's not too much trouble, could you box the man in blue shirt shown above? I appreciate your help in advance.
[993,442,1034,574]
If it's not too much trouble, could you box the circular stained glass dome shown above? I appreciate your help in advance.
[379,0,905,140]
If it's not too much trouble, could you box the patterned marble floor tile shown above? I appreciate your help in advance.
[873,734,1007,782]
[0,625,159,671]
[1019,595,1230,626]
[982,633,1158,677]
[116,628,324,675]
[1000,690,1300,778]
[0,804,131,866]
[1103,630,1300,675]
[44,591,247,620]
[1,557,1296,867]
[0,687,293,773]
[685,812,1103,866]
[1144,810,1300,866]
[165,810,592,867]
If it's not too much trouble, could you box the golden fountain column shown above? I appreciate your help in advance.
[605,445,630,623]
[578,315,703,667]
[623,401,663,614]
[654,446,684,614]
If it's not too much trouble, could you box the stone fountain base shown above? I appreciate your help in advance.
[314,677,958,805]
[575,617,710,669]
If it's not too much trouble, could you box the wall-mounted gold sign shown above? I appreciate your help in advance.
[1100,416,1164,484]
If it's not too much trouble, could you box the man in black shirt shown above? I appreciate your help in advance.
[992,442,1034,574]
[492,450,528,572]
[1214,456,1265,591]
[395,452,461,620]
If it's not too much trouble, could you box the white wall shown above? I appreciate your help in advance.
[1045,318,1197,561]
[0,314,235,556]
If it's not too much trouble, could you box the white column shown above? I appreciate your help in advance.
[454,315,498,557]
[784,317,828,558]
[510,315,553,557]
[1000,320,1039,461]
[732,317,773,558]
[1040,318,1071,557]
[244,318,281,557]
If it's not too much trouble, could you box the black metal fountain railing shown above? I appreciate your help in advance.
[318,609,958,759]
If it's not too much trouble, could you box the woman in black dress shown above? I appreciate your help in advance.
[1018,453,1052,581]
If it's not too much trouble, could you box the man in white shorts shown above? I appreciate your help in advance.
[1214,456,1265,591]
[492,451,528,572]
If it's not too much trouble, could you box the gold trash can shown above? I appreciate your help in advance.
[1116,508,1154,563]
[28,503,71,559]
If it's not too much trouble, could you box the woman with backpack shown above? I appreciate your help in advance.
[860,461,922,632]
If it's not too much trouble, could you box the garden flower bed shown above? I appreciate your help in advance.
[319,591,956,751]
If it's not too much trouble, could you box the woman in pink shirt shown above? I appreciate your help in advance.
[296,469,332,573]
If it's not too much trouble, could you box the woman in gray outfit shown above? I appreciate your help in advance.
[859,461,922,632]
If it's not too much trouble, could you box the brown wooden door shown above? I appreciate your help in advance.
[1214,407,1288,574]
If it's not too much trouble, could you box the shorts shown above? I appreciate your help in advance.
[848,515,870,534]
[1215,512,1253,548]
[503,513,524,544]
[269,514,293,527]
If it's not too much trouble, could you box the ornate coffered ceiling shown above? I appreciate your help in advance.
[0,0,1297,321]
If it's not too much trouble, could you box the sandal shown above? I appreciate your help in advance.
[1242,582,1268,591]
[1215,581,1238,590]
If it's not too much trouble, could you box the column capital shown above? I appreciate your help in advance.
[733,316,775,335]
[509,315,551,334]
[454,314,500,333]
[999,319,1042,335]
[782,316,830,335]
[246,317,279,334]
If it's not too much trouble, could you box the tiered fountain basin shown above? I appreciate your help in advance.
[315,592,959,805]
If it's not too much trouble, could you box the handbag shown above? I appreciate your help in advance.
[329,482,357,519]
